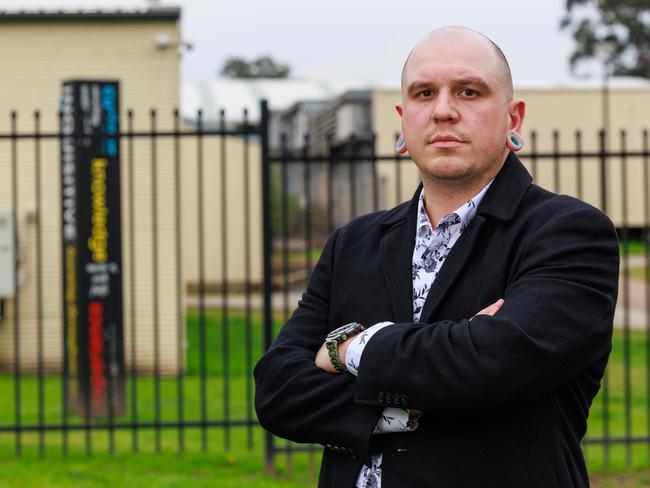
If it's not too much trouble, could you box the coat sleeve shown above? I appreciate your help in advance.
[353,201,620,412]
[254,228,382,461]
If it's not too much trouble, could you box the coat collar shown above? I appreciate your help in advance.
[378,152,532,322]
[476,151,532,221]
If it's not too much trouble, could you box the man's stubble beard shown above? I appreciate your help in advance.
[416,150,505,192]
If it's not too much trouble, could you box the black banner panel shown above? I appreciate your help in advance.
[61,80,125,418]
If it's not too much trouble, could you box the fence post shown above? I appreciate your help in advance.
[260,99,276,475]
[597,128,610,470]
[599,129,608,214]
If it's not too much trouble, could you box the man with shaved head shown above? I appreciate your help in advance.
[256,26,618,487]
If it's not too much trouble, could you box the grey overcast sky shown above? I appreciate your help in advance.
[0,0,585,85]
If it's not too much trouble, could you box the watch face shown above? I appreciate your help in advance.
[327,322,364,342]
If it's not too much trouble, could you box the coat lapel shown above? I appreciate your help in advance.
[379,187,420,323]
[419,215,486,321]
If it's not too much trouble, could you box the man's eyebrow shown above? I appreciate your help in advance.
[406,81,432,96]
[406,77,492,96]
[455,77,491,91]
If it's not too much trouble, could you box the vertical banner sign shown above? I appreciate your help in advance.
[61,80,125,418]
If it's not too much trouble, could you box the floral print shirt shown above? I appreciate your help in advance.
[349,181,492,488]
[411,182,491,322]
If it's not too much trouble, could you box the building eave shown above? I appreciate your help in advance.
[0,7,181,22]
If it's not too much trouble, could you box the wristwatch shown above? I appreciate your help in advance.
[325,322,365,372]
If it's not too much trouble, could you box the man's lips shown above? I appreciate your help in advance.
[429,135,465,148]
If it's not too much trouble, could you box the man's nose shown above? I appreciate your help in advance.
[430,92,458,123]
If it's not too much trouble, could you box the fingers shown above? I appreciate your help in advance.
[484,298,505,316]
[472,298,504,319]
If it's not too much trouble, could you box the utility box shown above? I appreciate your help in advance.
[0,211,15,297]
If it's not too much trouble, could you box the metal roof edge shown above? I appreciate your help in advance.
[0,6,181,21]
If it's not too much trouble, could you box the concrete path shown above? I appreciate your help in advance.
[615,273,650,329]
[185,291,302,311]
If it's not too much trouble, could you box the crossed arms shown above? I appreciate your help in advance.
[254,198,619,462]
[314,299,505,374]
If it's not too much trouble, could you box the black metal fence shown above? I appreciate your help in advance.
[0,99,648,476]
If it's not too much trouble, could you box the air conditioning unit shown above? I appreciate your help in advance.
[0,210,16,298]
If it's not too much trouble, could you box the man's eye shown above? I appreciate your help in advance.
[418,89,433,97]
[461,89,478,97]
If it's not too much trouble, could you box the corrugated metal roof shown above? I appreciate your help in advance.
[181,78,369,123]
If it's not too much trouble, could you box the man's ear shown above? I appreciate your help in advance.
[508,99,525,135]
[395,103,404,118]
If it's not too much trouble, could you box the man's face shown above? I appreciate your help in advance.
[397,31,523,186]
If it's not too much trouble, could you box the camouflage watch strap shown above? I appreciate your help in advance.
[324,322,365,372]
[325,340,346,372]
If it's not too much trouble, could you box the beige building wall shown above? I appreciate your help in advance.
[519,86,650,227]
[0,13,182,374]
[180,135,263,292]
[371,89,422,209]
[371,84,650,226]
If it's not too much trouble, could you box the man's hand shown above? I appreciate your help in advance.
[472,298,504,319]
[315,336,355,373]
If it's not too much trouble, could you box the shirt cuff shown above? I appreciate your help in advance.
[373,407,421,434]
[345,321,393,376]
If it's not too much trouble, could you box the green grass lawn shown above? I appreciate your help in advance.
[620,239,649,257]
[0,311,649,485]
[0,450,317,488]
[584,328,650,472]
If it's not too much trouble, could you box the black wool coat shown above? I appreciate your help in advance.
[254,153,620,488]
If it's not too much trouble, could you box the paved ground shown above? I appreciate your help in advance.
[590,471,650,488]
[615,270,650,329]
[186,291,302,312]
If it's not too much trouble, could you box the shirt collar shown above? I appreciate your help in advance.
[416,179,494,236]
